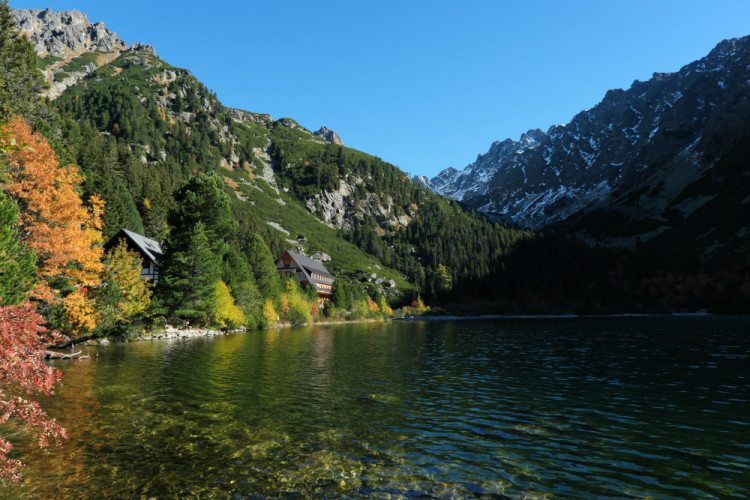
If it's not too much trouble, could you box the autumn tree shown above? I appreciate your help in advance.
[1,129,67,482]
[0,303,68,483]
[213,280,245,329]
[1,118,104,332]
[95,241,152,337]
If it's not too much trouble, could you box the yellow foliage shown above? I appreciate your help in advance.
[262,300,278,325]
[377,295,393,315]
[62,287,98,335]
[214,281,245,329]
[279,292,291,316]
[101,241,152,322]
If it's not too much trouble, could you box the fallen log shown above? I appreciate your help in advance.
[50,333,99,349]
[44,350,83,360]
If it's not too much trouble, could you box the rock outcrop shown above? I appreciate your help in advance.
[314,126,344,145]
[228,107,274,127]
[12,8,127,56]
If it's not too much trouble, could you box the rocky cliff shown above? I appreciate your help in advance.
[12,8,133,98]
[13,8,127,55]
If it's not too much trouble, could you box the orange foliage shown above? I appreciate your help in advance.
[61,286,98,333]
[309,301,320,319]
[367,296,379,312]
[1,117,104,302]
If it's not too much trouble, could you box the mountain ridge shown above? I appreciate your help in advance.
[11,6,538,305]
[427,34,750,250]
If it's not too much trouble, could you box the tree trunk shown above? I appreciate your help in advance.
[50,333,99,349]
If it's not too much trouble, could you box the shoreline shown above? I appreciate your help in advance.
[49,311,745,352]
[393,311,745,321]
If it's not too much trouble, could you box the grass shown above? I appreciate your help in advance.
[62,52,101,73]
[37,55,62,70]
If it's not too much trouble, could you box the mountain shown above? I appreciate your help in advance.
[12,7,748,313]
[11,7,536,305]
[428,35,750,251]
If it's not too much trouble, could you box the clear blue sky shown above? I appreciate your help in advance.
[11,1,750,177]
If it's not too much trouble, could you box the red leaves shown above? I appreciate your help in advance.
[0,303,67,482]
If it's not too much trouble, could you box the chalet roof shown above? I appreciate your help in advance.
[103,228,163,264]
[284,249,334,279]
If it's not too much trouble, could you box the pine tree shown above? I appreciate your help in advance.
[331,278,352,311]
[168,172,236,254]
[223,248,261,327]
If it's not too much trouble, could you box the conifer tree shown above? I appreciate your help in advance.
[223,248,261,327]
[157,221,220,324]
[0,190,36,305]
[331,278,352,311]
[168,172,236,253]
[0,0,44,120]
[245,234,281,303]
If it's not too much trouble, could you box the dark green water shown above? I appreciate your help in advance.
[3,317,750,498]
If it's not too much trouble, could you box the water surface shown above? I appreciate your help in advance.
[4,317,749,498]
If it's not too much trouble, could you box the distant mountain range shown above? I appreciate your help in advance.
[424,35,750,253]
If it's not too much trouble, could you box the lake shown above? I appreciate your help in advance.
[3,317,749,498]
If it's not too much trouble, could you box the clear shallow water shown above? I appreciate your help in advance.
[3,317,750,498]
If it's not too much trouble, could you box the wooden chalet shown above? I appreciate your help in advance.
[103,228,163,284]
[276,249,335,299]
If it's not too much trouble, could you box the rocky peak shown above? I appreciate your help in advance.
[12,8,127,56]
[520,128,547,145]
[277,118,313,134]
[314,126,344,145]
[412,175,433,190]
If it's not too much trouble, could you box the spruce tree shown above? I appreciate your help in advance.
[157,221,220,324]
[245,234,281,303]
[331,278,352,311]
[0,190,37,304]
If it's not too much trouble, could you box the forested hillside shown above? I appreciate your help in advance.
[38,18,535,305]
